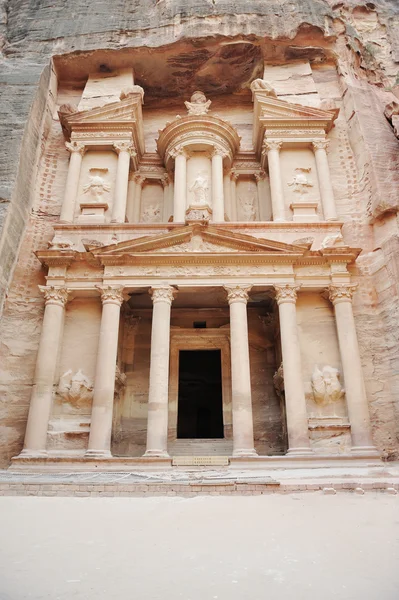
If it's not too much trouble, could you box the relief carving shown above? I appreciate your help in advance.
[83,169,110,203]
[288,168,313,198]
[142,205,161,223]
[189,173,210,206]
[273,363,284,399]
[239,194,257,221]
[311,366,345,405]
[58,369,94,407]
[184,91,212,116]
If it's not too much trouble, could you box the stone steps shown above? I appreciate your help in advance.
[169,439,233,456]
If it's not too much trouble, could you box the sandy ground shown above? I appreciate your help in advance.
[0,493,398,600]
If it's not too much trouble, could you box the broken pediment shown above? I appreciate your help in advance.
[252,87,339,155]
[58,90,145,160]
[87,225,306,261]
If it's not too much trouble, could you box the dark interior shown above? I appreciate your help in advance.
[177,350,224,439]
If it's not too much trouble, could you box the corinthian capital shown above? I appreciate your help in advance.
[224,284,252,304]
[262,140,283,154]
[113,141,136,157]
[211,146,229,159]
[312,140,330,152]
[150,285,177,305]
[97,285,125,306]
[169,145,188,160]
[39,285,69,307]
[65,141,86,156]
[274,284,301,305]
[328,284,358,305]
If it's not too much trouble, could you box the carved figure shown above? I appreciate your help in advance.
[142,204,161,223]
[311,366,345,405]
[273,363,284,400]
[58,369,94,406]
[189,174,209,205]
[321,233,345,249]
[250,79,277,97]
[185,91,212,116]
[48,235,73,250]
[114,365,127,396]
[83,169,110,202]
[240,195,256,221]
[288,168,313,197]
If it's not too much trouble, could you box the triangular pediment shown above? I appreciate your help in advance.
[88,225,306,261]
[256,95,338,126]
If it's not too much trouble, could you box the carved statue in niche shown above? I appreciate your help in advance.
[189,173,209,205]
[83,168,110,203]
[58,369,94,407]
[184,91,212,116]
[311,366,345,405]
[239,194,257,221]
[288,167,313,198]
[142,204,161,223]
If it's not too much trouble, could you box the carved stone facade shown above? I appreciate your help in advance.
[1,16,399,470]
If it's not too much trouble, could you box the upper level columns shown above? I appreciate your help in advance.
[86,285,124,458]
[21,286,69,456]
[172,147,188,223]
[274,284,312,455]
[329,285,377,454]
[60,142,86,222]
[313,140,337,221]
[112,142,135,223]
[225,285,257,457]
[144,285,177,457]
[211,148,225,222]
[263,141,285,222]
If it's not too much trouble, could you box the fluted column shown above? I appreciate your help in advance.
[112,142,135,223]
[224,285,257,457]
[172,147,187,223]
[86,286,124,458]
[132,174,145,223]
[263,140,285,222]
[144,286,177,457]
[211,148,225,222]
[60,142,85,222]
[328,285,377,454]
[20,286,69,456]
[274,284,312,455]
[313,140,337,221]
[230,171,238,221]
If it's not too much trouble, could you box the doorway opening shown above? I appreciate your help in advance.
[177,349,224,439]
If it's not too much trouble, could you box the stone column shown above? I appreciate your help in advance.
[328,285,377,454]
[230,171,238,221]
[86,286,124,458]
[255,171,268,221]
[60,142,85,222]
[274,284,312,455]
[312,140,337,221]
[263,140,285,222]
[21,286,69,456]
[161,174,170,222]
[126,175,137,223]
[224,285,257,457]
[172,147,187,223]
[132,174,145,223]
[112,142,135,223]
[223,171,232,220]
[211,149,225,222]
[144,286,177,457]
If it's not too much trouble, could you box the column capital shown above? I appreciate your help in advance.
[132,173,146,186]
[211,146,229,159]
[254,170,266,183]
[224,284,252,304]
[230,170,239,182]
[96,285,125,306]
[39,285,69,307]
[274,284,301,305]
[113,141,136,157]
[328,284,358,305]
[65,141,86,156]
[262,139,283,155]
[150,285,177,305]
[170,145,189,160]
[312,139,330,152]
[160,173,170,188]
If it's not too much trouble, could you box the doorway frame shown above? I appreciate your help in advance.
[169,329,232,442]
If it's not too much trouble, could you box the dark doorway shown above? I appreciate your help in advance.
[177,350,224,439]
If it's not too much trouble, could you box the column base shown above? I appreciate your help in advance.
[84,449,113,459]
[351,446,380,457]
[16,449,48,459]
[232,448,258,458]
[286,447,314,456]
[143,449,170,458]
